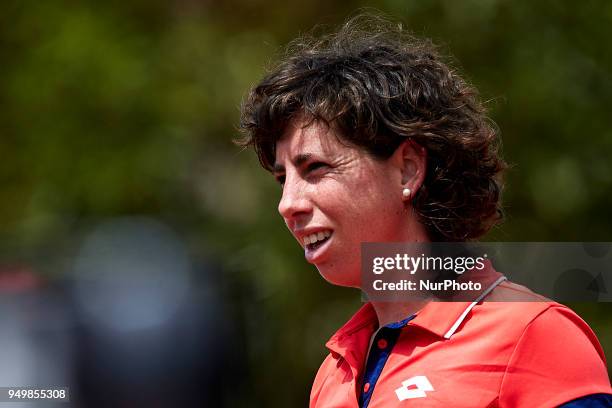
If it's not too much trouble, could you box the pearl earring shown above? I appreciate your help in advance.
[402,188,411,199]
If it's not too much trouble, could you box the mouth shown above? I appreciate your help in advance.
[301,230,333,262]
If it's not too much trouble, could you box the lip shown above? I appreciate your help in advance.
[292,227,334,263]
[293,227,333,244]
[304,232,333,264]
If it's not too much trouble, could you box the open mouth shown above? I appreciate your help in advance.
[306,236,330,251]
[303,230,332,252]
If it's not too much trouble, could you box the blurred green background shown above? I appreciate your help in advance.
[1,1,611,406]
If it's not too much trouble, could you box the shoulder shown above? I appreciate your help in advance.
[469,280,609,375]
[470,281,612,407]
[310,351,354,407]
[484,279,551,302]
[469,280,600,345]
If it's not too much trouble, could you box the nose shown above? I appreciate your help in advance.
[278,173,311,222]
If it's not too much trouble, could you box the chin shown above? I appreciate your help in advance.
[316,265,360,288]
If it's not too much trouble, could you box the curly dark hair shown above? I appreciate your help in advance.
[238,14,506,241]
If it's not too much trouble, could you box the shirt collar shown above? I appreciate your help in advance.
[326,260,507,358]
[409,262,506,338]
[326,302,377,349]
[325,302,377,374]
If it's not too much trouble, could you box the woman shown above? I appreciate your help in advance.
[239,15,612,407]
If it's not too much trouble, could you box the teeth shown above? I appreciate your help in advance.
[302,230,331,246]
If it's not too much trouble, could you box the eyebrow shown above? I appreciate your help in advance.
[272,153,313,173]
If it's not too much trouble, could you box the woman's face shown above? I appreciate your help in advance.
[273,119,423,288]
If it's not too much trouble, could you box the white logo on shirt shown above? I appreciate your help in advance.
[395,375,434,400]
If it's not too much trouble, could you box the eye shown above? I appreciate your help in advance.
[306,161,328,172]
[275,174,285,187]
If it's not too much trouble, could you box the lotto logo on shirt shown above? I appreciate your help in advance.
[395,376,434,401]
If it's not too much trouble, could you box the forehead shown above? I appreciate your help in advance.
[275,120,346,162]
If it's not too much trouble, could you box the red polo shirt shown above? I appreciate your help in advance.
[310,275,611,407]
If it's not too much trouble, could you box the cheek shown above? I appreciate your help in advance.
[352,178,400,217]
[316,162,399,224]
[350,188,404,239]
[314,182,355,213]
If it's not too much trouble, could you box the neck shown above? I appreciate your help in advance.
[371,299,430,327]
[371,217,432,327]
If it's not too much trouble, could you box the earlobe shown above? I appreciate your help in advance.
[402,188,412,201]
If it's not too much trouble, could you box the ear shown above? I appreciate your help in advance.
[391,139,427,198]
